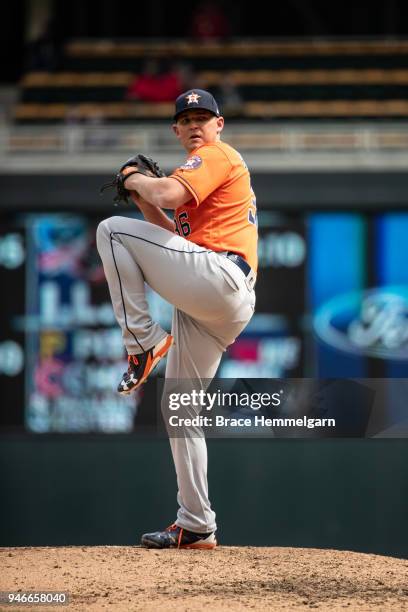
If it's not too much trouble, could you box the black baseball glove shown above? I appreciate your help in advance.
[100,154,166,205]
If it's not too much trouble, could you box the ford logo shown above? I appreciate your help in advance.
[314,286,408,360]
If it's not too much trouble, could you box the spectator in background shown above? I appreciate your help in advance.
[63,106,82,154]
[126,59,189,103]
[24,17,59,72]
[190,1,231,42]
[83,107,115,149]
[217,73,244,117]
[176,62,201,91]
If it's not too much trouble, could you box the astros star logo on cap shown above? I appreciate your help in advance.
[186,92,201,104]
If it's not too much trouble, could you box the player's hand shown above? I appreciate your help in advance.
[99,154,166,206]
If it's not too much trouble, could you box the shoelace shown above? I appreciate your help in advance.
[120,355,140,379]
[127,355,139,374]
[166,523,184,548]
[128,355,140,370]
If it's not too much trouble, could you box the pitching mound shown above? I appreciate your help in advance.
[1,546,407,611]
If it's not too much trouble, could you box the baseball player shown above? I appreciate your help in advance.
[96,89,258,549]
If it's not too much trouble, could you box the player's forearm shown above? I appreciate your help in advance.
[124,174,189,209]
[131,193,174,232]
[124,174,173,208]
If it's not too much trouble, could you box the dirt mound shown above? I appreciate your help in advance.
[1,546,407,611]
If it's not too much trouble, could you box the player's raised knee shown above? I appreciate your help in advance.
[96,218,111,244]
[96,216,124,238]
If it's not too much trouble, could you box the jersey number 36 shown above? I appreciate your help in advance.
[174,211,191,237]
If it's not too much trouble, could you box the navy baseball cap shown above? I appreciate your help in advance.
[174,89,220,120]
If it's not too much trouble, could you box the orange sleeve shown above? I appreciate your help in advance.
[170,145,232,207]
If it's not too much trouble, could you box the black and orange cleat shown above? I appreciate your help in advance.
[117,334,174,395]
[141,523,217,550]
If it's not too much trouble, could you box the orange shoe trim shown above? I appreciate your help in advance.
[179,540,217,550]
[138,335,174,387]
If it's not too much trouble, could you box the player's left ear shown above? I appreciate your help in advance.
[216,116,224,134]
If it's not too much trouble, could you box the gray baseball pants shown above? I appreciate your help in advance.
[96,215,255,533]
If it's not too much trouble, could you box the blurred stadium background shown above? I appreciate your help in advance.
[0,0,407,558]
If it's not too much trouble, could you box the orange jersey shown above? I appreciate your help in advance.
[170,141,258,272]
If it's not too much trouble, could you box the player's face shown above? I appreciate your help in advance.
[173,110,224,152]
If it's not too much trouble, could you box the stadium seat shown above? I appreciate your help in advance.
[14,39,408,123]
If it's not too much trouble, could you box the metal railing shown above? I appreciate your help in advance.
[1,122,408,171]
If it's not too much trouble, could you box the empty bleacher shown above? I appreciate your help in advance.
[14,39,408,123]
